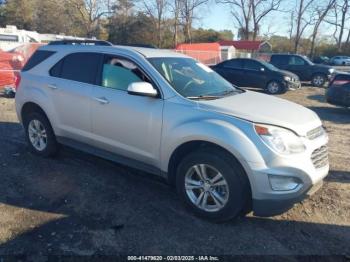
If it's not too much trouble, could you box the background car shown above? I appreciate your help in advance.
[313,56,330,64]
[211,58,300,94]
[326,73,350,107]
[270,54,335,87]
[329,56,350,66]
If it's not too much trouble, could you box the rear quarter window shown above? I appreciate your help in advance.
[22,50,55,71]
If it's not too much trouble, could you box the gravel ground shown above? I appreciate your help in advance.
[0,86,349,258]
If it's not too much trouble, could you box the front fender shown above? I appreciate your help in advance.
[160,116,265,173]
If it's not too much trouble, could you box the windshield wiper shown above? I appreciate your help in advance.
[186,95,221,100]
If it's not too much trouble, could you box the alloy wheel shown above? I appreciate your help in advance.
[267,82,280,94]
[184,164,229,212]
[28,119,48,151]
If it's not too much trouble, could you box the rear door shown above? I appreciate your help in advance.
[49,52,102,143]
[214,59,244,86]
[90,54,164,168]
[270,55,288,70]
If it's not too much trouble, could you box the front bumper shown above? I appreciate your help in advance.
[246,133,329,217]
[253,180,324,216]
[283,80,301,90]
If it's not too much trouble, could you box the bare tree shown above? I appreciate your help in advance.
[179,0,209,43]
[217,0,252,40]
[170,0,181,47]
[217,0,282,40]
[326,0,349,51]
[293,0,315,53]
[251,0,282,40]
[143,0,168,47]
[309,0,335,58]
[67,0,115,37]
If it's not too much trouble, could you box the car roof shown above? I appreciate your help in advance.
[39,44,188,59]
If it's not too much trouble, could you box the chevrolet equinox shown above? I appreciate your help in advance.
[15,40,329,221]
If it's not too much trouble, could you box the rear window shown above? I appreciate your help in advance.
[0,34,19,42]
[222,59,243,69]
[334,74,350,81]
[22,50,55,71]
[50,52,102,85]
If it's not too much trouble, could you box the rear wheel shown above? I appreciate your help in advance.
[311,74,326,87]
[176,148,250,222]
[24,112,59,157]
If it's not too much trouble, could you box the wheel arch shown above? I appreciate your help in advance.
[167,140,251,188]
[21,102,49,124]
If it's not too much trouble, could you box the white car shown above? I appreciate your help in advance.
[15,40,329,221]
[330,56,350,66]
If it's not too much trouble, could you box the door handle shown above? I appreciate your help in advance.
[94,97,109,104]
[48,84,58,90]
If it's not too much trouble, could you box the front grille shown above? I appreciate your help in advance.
[307,126,324,140]
[311,145,328,169]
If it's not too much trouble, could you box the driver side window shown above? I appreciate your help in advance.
[101,56,149,91]
[289,56,305,65]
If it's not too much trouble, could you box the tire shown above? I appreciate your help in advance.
[311,74,326,87]
[23,111,59,157]
[176,148,250,222]
[266,81,285,94]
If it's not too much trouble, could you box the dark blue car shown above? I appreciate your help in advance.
[326,73,350,108]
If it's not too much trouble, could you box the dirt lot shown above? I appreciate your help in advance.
[0,86,349,257]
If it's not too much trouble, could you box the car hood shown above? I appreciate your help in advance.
[313,63,333,71]
[198,91,322,136]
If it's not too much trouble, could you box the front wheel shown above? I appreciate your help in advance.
[176,148,250,222]
[311,74,326,87]
[266,81,284,94]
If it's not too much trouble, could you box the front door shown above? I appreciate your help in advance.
[90,55,164,167]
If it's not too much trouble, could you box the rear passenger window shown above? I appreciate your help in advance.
[271,56,288,66]
[223,59,243,69]
[101,56,148,91]
[50,52,102,85]
[22,50,55,71]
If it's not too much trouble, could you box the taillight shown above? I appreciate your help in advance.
[14,74,21,90]
[332,80,350,86]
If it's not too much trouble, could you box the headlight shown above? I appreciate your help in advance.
[254,124,306,154]
[283,76,291,81]
[329,68,334,74]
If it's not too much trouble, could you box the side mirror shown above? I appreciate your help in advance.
[127,82,158,97]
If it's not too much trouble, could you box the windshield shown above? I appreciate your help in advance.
[148,57,241,99]
[260,60,279,71]
[303,56,314,65]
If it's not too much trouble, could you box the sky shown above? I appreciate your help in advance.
[197,3,290,39]
[195,2,335,41]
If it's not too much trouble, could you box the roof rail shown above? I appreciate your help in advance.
[48,39,113,46]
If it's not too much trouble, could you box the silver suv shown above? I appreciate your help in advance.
[15,40,329,221]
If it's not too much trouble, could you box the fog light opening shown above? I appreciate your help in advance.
[268,175,301,191]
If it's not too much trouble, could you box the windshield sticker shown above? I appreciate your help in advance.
[196,63,214,73]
